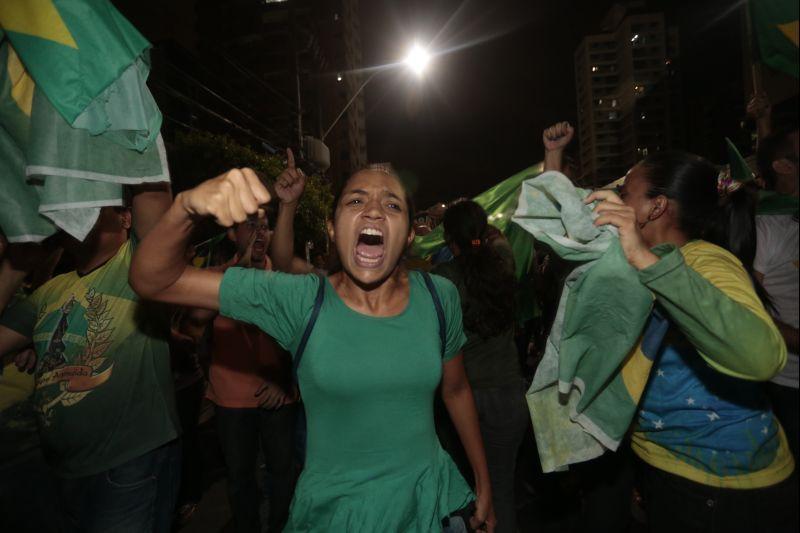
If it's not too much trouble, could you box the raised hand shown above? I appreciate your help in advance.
[275,148,307,206]
[179,168,271,227]
[543,121,575,152]
[746,93,771,120]
[584,189,658,270]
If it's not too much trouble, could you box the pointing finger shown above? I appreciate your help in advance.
[286,148,295,170]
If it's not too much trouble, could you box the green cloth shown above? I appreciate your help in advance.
[219,269,473,532]
[0,240,179,478]
[639,241,786,381]
[432,241,523,390]
[512,171,653,472]
[411,163,541,281]
[0,0,152,128]
[725,137,754,184]
[0,39,169,243]
[750,0,799,78]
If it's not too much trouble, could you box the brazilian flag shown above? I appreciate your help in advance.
[0,1,169,243]
[751,0,799,78]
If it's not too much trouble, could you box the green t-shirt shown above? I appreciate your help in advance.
[219,269,473,531]
[0,240,179,478]
[433,242,523,390]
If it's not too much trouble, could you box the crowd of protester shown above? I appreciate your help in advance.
[0,91,797,533]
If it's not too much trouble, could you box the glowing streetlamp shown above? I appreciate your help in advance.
[321,43,432,141]
[403,43,431,76]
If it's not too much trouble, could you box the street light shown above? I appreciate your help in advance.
[321,43,431,141]
[404,43,431,76]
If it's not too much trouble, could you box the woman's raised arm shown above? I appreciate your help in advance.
[130,168,271,309]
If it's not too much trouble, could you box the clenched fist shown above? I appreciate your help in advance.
[543,121,575,152]
[179,168,271,227]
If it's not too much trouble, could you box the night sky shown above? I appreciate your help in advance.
[359,0,747,208]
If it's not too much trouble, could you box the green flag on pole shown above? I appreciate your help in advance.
[750,0,799,78]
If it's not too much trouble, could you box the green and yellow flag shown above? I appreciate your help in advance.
[0,0,148,122]
[0,2,169,243]
[750,0,799,78]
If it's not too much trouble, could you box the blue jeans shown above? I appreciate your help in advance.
[58,440,181,533]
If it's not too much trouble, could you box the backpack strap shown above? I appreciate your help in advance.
[292,274,326,380]
[420,271,447,359]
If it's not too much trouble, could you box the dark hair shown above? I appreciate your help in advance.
[757,127,798,189]
[331,163,415,229]
[640,151,769,304]
[442,200,516,338]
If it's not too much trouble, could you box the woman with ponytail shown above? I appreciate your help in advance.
[433,200,528,533]
[585,151,797,533]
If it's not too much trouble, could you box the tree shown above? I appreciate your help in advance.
[167,130,332,252]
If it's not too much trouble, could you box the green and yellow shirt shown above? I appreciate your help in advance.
[632,240,794,489]
[0,240,179,478]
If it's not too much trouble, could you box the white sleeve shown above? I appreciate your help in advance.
[753,216,774,275]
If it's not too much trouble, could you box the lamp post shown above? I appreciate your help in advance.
[321,43,431,141]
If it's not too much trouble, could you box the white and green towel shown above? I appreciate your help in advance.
[512,171,653,472]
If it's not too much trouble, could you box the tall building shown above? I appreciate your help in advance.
[116,0,367,179]
[574,2,681,187]
[318,0,369,182]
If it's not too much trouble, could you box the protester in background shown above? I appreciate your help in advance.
[587,151,796,533]
[181,208,299,533]
[0,249,68,533]
[0,185,180,533]
[434,200,528,533]
[129,154,497,532]
[755,127,799,462]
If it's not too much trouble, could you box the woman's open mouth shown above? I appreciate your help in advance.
[354,227,385,268]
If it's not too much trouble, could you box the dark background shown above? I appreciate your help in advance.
[360,0,748,207]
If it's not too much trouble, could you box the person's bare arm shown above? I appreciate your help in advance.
[746,93,771,144]
[441,354,496,533]
[129,168,271,309]
[0,325,32,364]
[131,183,173,240]
[270,149,314,274]
[543,121,575,173]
